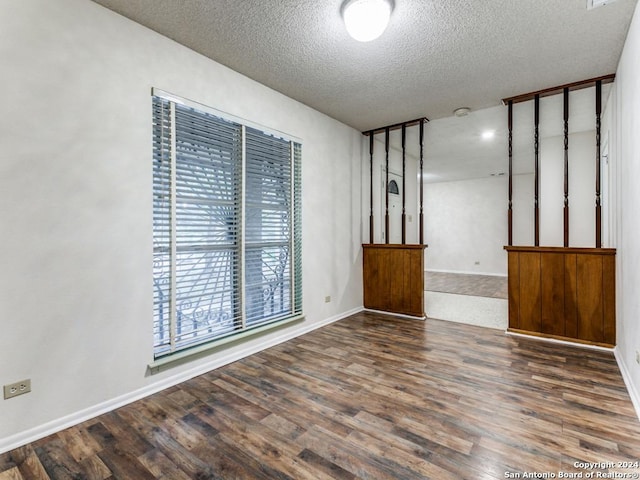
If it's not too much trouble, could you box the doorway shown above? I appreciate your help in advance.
[381,167,403,244]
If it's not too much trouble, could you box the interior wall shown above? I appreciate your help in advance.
[412,127,598,276]
[512,173,535,246]
[538,130,597,248]
[611,0,640,416]
[424,176,508,275]
[0,0,363,451]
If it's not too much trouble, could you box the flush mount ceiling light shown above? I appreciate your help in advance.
[342,0,392,42]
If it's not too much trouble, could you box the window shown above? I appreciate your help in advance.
[387,179,399,195]
[152,91,302,358]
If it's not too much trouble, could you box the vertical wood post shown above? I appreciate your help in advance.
[534,94,540,247]
[369,133,374,243]
[419,119,424,245]
[595,80,602,248]
[385,127,390,244]
[401,124,406,244]
[563,87,570,247]
[508,100,513,246]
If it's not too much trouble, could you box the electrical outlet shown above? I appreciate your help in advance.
[3,379,31,400]
[325,295,331,303]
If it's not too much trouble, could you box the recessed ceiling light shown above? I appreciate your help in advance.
[481,130,495,140]
[342,0,392,42]
[453,107,471,117]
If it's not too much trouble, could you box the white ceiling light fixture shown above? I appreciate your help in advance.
[342,0,393,42]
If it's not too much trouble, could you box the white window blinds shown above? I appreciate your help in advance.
[152,93,302,358]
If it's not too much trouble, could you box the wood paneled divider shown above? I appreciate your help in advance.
[505,246,615,347]
[362,118,427,319]
[503,75,616,347]
[363,244,426,318]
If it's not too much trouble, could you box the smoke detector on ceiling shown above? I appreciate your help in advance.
[587,0,618,10]
[453,107,471,117]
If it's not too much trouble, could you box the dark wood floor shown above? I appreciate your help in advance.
[2,312,640,479]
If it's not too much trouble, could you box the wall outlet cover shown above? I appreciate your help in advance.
[3,379,31,400]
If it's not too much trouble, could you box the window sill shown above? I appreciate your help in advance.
[147,314,305,375]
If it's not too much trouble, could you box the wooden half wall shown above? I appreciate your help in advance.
[363,244,426,318]
[505,246,615,347]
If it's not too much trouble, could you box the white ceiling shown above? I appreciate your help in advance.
[91,0,636,182]
[370,82,611,183]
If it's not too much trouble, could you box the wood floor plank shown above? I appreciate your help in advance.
[0,467,24,480]
[55,425,103,464]
[34,437,92,480]
[297,424,416,480]
[137,449,192,480]
[297,449,356,480]
[96,448,157,480]
[2,312,640,478]
[0,447,50,480]
[78,455,112,480]
[189,429,287,480]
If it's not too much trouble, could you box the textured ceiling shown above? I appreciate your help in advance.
[90,0,636,181]
[92,0,636,131]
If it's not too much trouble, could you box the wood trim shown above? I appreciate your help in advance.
[508,100,513,246]
[419,119,425,245]
[595,79,603,248]
[384,127,390,244]
[363,243,427,250]
[362,117,429,136]
[504,246,616,255]
[502,73,615,105]
[369,132,374,243]
[401,124,406,244]
[563,87,570,247]
[534,94,540,246]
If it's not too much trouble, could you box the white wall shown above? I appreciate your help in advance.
[611,0,640,417]
[538,131,597,248]
[512,173,535,246]
[424,176,508,275]
[0,0,363,451]
[411,129,597,276]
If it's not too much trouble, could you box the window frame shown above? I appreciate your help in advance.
[150,88,303,368]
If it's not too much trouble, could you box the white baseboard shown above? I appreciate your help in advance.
[0,306,363,455]
[425,268,507,277]
[505,331,615,352]
[614,348,640,422]
[363,308,426,321]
